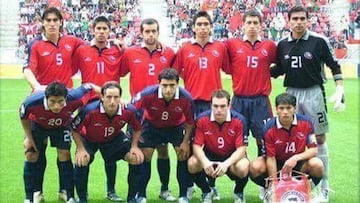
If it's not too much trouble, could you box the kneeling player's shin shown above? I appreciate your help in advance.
[234,174,249,194]
[250,173,267,187]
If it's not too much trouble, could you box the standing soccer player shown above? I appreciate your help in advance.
[72,16,125,201]
[71,82,144,203]
[188,90,249,203]
[173,11,230,199]
[225,10,277,199]
[22,7,84,202]
[120,18,177,201]
[130,68,195,203]
[271,6,345,202]
[20,82,93,203]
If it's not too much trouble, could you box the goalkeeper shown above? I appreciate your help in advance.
[270,5,345,202]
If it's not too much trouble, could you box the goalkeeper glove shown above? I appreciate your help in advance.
[329,85,345,112]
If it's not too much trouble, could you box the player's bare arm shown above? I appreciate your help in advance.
[178,123,193,160]
[282,147,317,174]
[215,146,247,177]
[193,144,216,178]
[21,119,38,153]
[129,129,144,164]
[71,130,90,167]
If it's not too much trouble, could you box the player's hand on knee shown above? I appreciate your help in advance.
[130,147,144,164]
[24,137,38,154]
[330,85,345,112]
[282,158,297,174]
[214,162,229,177]
[75,148,90,167]
[204,161,216,178]
[179,141,190,160]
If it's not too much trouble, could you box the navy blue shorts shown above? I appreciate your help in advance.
[194,100,211,118]
[231,95,273,139]
[277,160,306,173]
[139,121,184,148]
[31,122,72,150]
[83,131,131,163]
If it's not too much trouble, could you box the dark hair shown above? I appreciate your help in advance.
[211,90,231,105]
[192,11,212,26]
[158,68,179,83]
[243,9,262,23]
[101,81,122,96]
[92,16,111,29]
[42,7,63,21]
[275,93,296,107]
[140,18,159,33]
[45,81,68,98]
[288,5,309,19]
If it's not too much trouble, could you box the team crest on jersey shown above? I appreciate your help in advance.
[41,52,50,56]
[228,129,235,136]
[133,59,142,63]
[187,53,195,58]
[212,50,219,57]
[261,49,268,56]
[296,132,305,139]
[236,49,244,54]
[175,106,183,112]
[64,44,72,51]
[304,52,313,59]
[84,57,92,62]
[108,56,116,62]
[160,56,167,63]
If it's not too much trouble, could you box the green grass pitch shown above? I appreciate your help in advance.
[0,78,358,202]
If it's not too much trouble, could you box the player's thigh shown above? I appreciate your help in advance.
[229,157,250,177]
[250,156,267,175]
[249,96,273,139]
[156,144,169,159]
[300,157,324,174]
[187,155,202,173]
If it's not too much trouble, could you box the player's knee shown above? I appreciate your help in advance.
[250,158,266,177]
[187,155,201,174]
[24,150,39,162]
[156,144,169,159]
[233,158,250,177]
[309,158,324,177]
[57,149,71,161]
[316,134,326,144]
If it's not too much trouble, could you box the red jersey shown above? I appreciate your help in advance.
[225,38,277,96]
[120,44,176,97]
[193,110,248,157]
[24,34,83,88]
[132,85,195,128]
[20,85,92,129]
[173,39,230,101]
[72,101,141,143]
[263,114,317,162]
[73,41,123,100]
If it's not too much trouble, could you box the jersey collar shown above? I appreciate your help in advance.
[276,114,298,129]
[190,37,214,45]
[41,33,63,41]
[243,35,262,43]
[158,86,180,99]
[43,97,67,110]
[210,109,231,122]
[140,42,162,52]
[90,40,111,49]
[287,30,310,42]
[100,102,122,115]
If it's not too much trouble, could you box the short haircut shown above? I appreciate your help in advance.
[192,11,212,26]
[101,81,122,96]
[243,9,262,23]
[140,18,159,33]
[158,68,179,83]
[211,90,231,105]
[45,81,67,98]
[288,5,309,19]
[92,16,111,29]
[42,7,63,21]
[275,93,297,107]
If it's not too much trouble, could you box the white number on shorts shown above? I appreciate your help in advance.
[217,137,225,149]
[317,111,327,124]
[148,63,155,75]
[247,56,258,68]
[63,130,71,142]
[285,141,296,153]
[161,111,169,120]
[48,118,63,126]
[198,57,208,69]
[291,56,302,68]
[56,53,63,66]
[104,127,115,137]
[96,62,105,74]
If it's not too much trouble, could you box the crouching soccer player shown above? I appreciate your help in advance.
[20,82,94,203]
[70,82,144,203]
[250,93,324,200]
[187,90,249,203]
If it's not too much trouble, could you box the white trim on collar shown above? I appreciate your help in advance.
[158,86,179,99]
[243,35,262,42]
[90,40,111,49]
[190,37,214,45]
[210,109,231,122]
[276,115,297,129]
[43,97,67,110]
[100,102,122,115]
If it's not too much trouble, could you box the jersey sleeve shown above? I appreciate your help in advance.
[184,99,195,125]
[119,49,130,77]
[67,84,93,101]
[23,40,39,73]
[72,47,81,75]
[193,119,205,146]
[172,47,183,77]
[264,130,275,157]
[320,37,342,77]
[19,92,44,119]
[126,104,142,131]
[220,42,231,74]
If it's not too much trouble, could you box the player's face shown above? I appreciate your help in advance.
[102,87,121,114]
[141,23,159,46]
[289,11,308,36]
[47,96,66,113]
[193,17,212,39]
[276,104,296,125]
[94,22,110,43]
[243,16,261,37]
[42,13,61,36]
[159,79,178,101]
[211,97,229,123]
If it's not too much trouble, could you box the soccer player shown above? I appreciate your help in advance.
[22,7,84,201]
[261,93,324,200]
[130,68,195,203]
[20,82,94,203]
[71,82,144,203]
[173,11,230,199]
[188,90,249,203]
[271,6,345,202]
[225,9,277,199]
[72,16,125,201]
[120,18,177,201]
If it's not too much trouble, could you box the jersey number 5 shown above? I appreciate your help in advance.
[56,53,63,66]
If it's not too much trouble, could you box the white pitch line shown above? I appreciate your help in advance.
[0,109,18,113]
